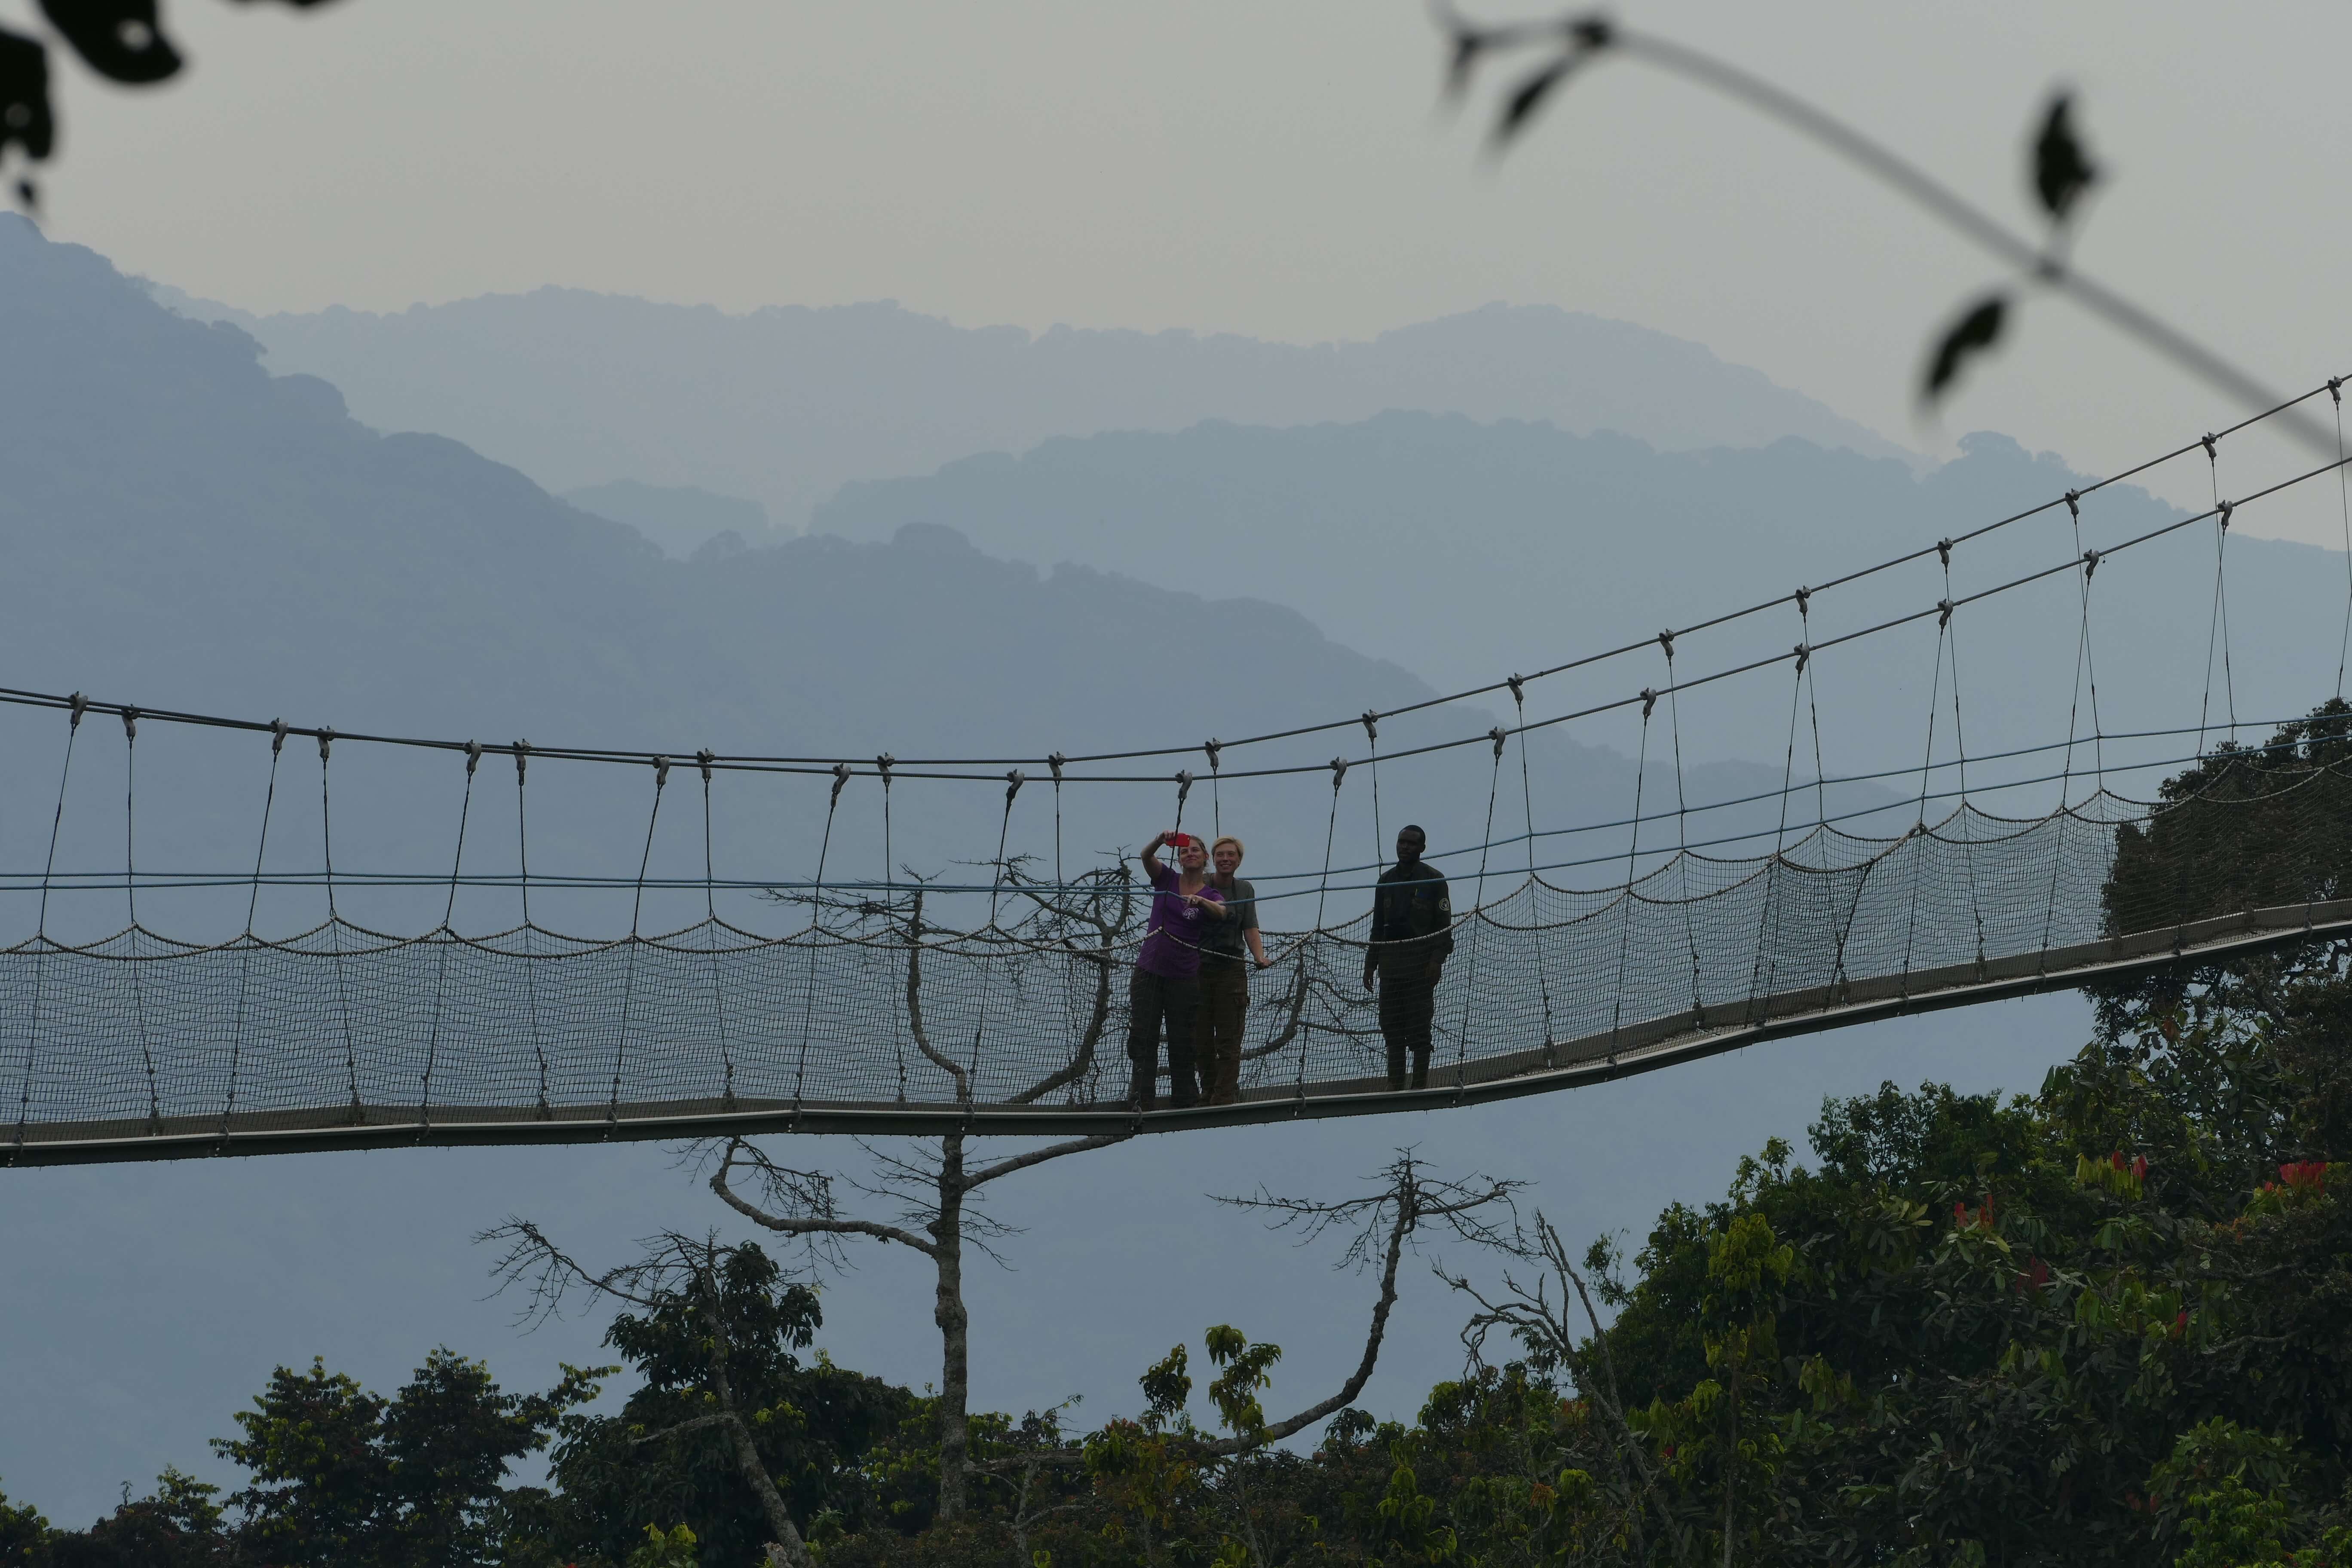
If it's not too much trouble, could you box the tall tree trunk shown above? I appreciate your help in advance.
[1721,1356,1739,1568]
[705,1286,814,1567]
[934,1132,972,1521]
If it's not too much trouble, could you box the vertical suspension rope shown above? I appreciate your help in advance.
[1659,633,1704,1021]
[1797,588,1828,830]
[2196,435,2239,749]
[1363,712,1382,867]
[2333,378,2352,700]
[698,750,735,1108]
[1048,753,1067,894]
[120,708,160,1132]
[1606,692,1656,1064]
[1300,757,1346,1097]
[416,741,479,1130]
[606,756,667,1124]
[1746,650,1810,1022]
[1205,740,1222,841]
[1451,732,1506,1087]
[223,722,288,1138]
[16,697,84,1151]
[514,739,549,1119]
[1939,543,1987,970]
[1508,676,1557,1060]
[1898,599,1951,988]
[878,753,909,1106]
[963,769,1026,1094]
[318,728,362,1121]
[792,764,852,1110]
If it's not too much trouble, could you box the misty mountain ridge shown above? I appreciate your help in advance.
[815,409,2352,786]
[146,280,1917,530]
[7,215,1818,935]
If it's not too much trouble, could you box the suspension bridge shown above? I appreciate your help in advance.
[9,384,2352,1166]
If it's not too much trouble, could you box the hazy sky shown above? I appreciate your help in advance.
[15,2,2351,536]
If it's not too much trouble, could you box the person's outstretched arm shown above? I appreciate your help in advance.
[1139,831,1170,877]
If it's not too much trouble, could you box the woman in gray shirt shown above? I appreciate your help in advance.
[1195,835,1269,1106]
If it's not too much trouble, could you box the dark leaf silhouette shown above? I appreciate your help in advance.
[2032,91,2097,224]
[38,0,182,85]
[1494,53,1577,145]
[1922,292,2007,402]
[0,27,54,165]
[1445,26,1484,102]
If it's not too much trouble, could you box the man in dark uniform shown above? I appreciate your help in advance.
[1363,824,1454,1090]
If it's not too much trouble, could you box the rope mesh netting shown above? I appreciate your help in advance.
[10,382,2352,1161]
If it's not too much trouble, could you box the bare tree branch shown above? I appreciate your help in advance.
[1200,1152,1524,1455]
[965,1132,1131,1192]
[709,1138,940,1258]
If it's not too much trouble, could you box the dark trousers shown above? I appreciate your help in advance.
[1377,962,1438,1090]
[1195,958,1251,1106]
[1128,967,1200,1109]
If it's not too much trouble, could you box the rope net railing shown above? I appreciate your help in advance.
[7,382,2352,1161]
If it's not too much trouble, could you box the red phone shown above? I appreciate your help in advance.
[1167,832,1191,848]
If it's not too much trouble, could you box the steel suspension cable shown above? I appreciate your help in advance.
[223,723,289,1138]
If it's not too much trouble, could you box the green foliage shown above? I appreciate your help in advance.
[544,1244,915,1565]
[622,1521,700,1568]
[211,1350,598,1567]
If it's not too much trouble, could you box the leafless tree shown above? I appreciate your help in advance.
[476,1223,818,1568]
[716,859,1144,1521]
[1439,1210,1694,1568]
[1203,1149,1526,1455]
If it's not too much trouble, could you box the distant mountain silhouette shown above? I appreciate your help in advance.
[814,412,2352,784]
[563,478,769,560]
[8,216,1817,932]
[147,282,1916,530]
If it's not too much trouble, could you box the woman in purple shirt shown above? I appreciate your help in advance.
[1127,829,1227,1109]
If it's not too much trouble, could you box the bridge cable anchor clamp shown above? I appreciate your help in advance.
[1047,751,1066,784]
[1936,537,1952,568]
[1174,769,1192,809]
[1203,738,1221,773]
[1640,688,1659,720]
[1489,726,1507,760]
[67,691,88,729]
[696,748,715,783]
[652,755,670,789]
[1937,598,1954,629]
[2331,376,2343,407]
[316,726,334,762]
[1328,756,1348,789]
[1793,642,1809,674]
[1004,768,1024,804]
[830,761,851,805]
[1505,673,1524,707]
[875,752,894,788]
[1657,629,1675,659]
[511,738,529,781]
[2202,432,2219,463]
[2064,489,2081,520]
[270,718,289,754]
[2216,499,2233,533]
[1361,710,1379,743]
[464,739,482,775]
[1793,586,1810,616]
[122,706,138,742]
[2082,548,2101,579]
